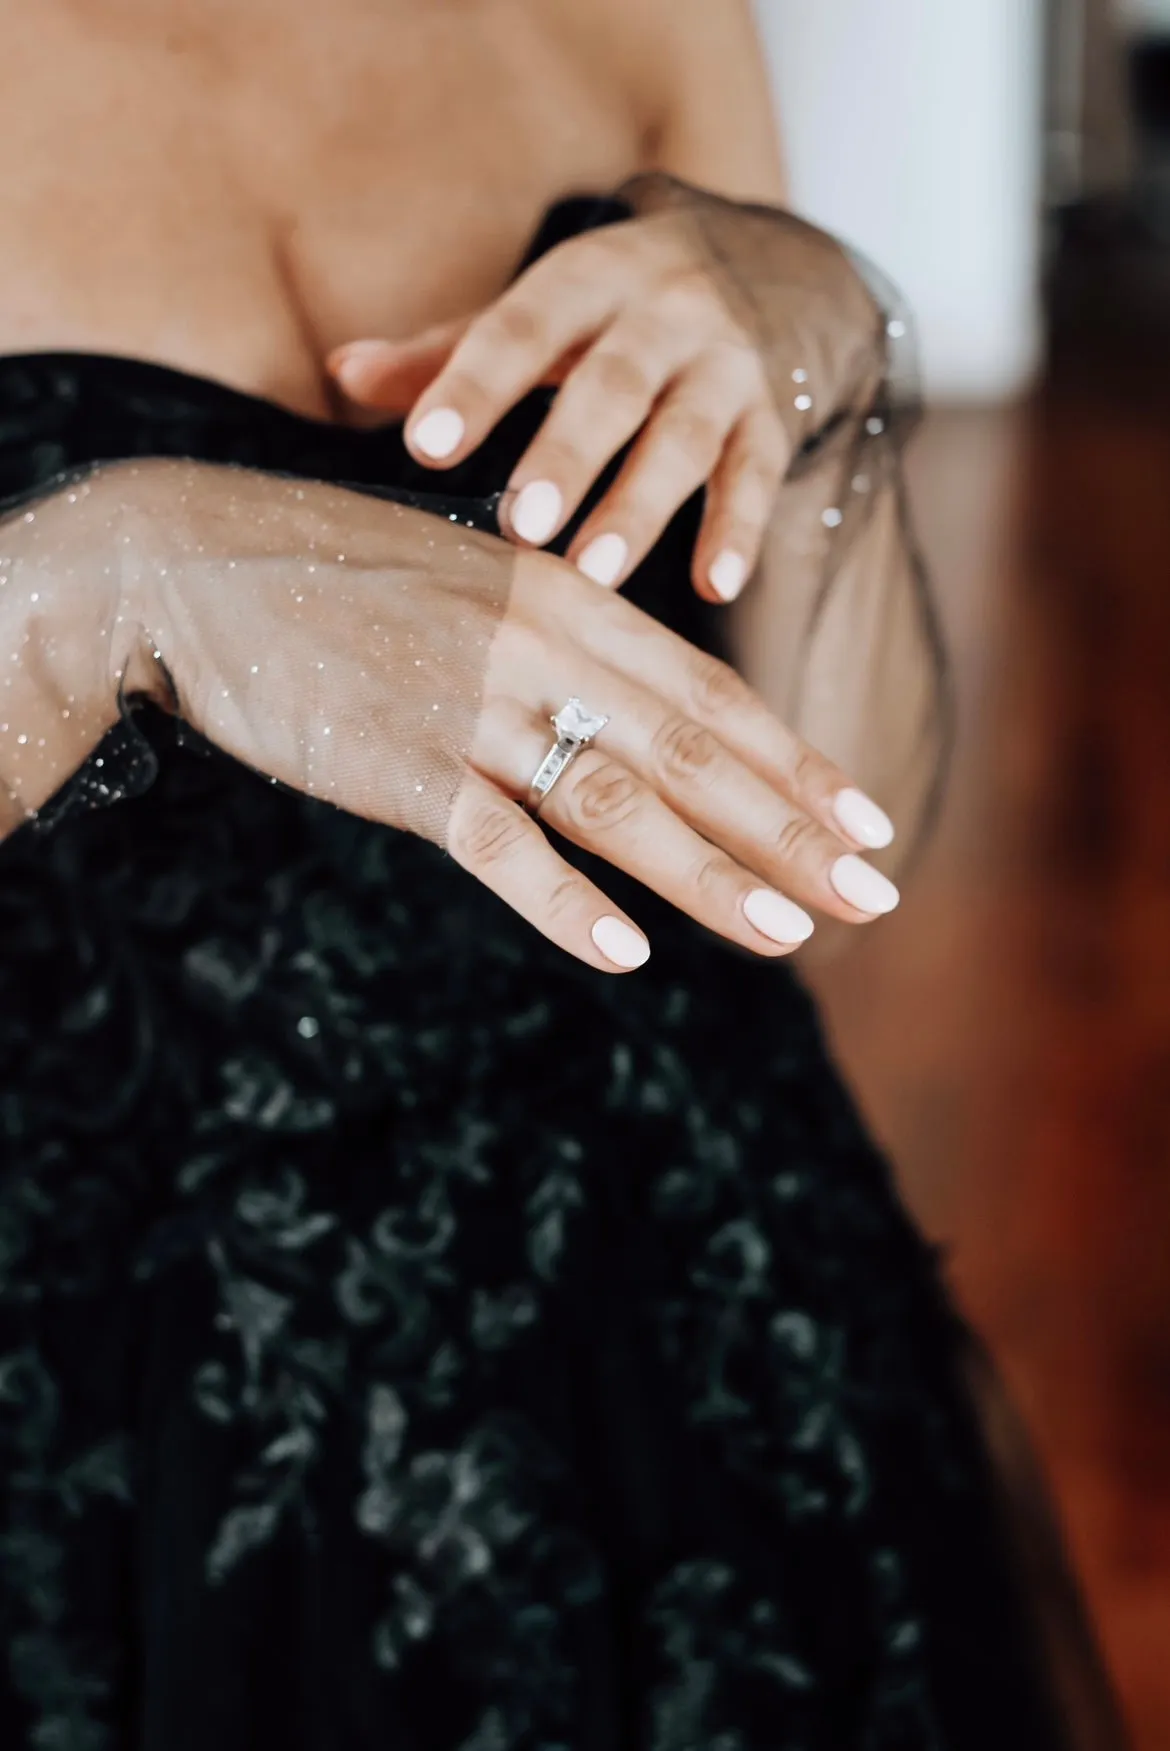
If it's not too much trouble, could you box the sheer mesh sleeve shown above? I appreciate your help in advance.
[620,174,951,864]
[0,459,516,845]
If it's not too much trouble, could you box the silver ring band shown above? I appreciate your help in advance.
[526,697,610,816]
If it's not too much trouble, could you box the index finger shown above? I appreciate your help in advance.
[404,238,626,468]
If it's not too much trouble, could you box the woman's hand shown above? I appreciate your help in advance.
[458,543,899,970]
[328,212,790,606]
[120,464,894,971]
[1,462,896,971]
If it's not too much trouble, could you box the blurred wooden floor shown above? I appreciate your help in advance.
[807,388,1170,1749]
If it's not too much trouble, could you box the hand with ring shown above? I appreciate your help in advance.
[456,541,898,970]
[5,461,896,973]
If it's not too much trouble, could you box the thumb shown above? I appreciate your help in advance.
[328,317,471,413]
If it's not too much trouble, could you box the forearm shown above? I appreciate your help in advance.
[0,469,138,829]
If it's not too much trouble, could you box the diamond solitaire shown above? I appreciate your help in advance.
[551,698,609,746]
[526,698,611,816]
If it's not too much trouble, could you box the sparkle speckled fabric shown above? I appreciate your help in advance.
[0,198,1078,1751]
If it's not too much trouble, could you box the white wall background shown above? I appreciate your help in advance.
[754,0,1046,401]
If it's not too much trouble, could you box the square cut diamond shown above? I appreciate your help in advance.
[553,698,608,744]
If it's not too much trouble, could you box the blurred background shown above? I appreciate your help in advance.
[753,0,1170,1743]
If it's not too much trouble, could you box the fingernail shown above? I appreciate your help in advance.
[411,407,465,460]
[743,888,815,945]
[829,854,900,915]
[511,479,563,546]
[709,550,747,602]
[832,787,895,850]
[577,533,628,587]
[591,916,651,969]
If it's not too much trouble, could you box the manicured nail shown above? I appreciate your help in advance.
[832,787,895,850]
[411,407,465,460]
[577,533,628,587]
[829,854,900,915]
[511,479,563,546]
[709,550,748,602]
[591,916,651,969]
[743,888,815,945]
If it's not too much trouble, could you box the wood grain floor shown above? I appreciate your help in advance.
[807,387,1170,1749]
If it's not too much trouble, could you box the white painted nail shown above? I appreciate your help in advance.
[832,787,895,850]
[742,888,815,945]
[411,407,465,459]
[829,854,900,915]
[510,479,563,546]
[591,915,651,969]
[709,550,748,602]
[577,533,628,587]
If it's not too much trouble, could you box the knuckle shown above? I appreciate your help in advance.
[564,758,641,832]
[457,801,528,866]
[545,232,608,289]
[656,406,725,469]
[490,297,546,353]
[785,741,826,798]
[711,337,764,397]
[660,268,720,329]
[544,874,586,923]
[590,346,654,406]
[688,652,748,722]
[692,852,731,902]
[529,435,587,484]
[772,811,823,865]
[652,715,722,789]
[442,367,491,413]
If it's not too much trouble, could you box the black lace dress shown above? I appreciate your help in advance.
[0,200,1090,1751]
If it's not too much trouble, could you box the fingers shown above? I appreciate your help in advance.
[477,704,816,956]
[554,348,756,587]
[446,768,651,973]
[402,242,624,469]
[328,320,470,415]
[499,312,700,555]
[532,572,897,869]
[690,406,790,604]
[513,675,897,925]
[328,323,591,416]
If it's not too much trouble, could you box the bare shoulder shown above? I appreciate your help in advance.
[533,0,785,201]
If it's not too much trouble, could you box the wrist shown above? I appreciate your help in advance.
[0,479,126,817]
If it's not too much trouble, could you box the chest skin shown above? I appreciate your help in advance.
[0,0,654,414]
